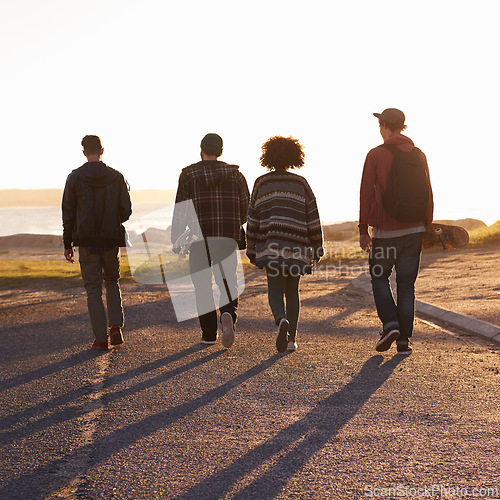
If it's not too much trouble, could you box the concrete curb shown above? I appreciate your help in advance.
[351,274,500,345]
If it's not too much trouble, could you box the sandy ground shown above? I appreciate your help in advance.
[417,246,499,327]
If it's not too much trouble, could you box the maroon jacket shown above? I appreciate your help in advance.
[359,133,434,236]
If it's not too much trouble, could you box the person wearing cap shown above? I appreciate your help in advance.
[171,133,250,347]
[359,109,433,355]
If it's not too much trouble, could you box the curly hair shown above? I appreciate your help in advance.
[260,136,305,171]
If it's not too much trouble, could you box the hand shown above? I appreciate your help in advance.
[359,235,372,252]
[64,248,75,263]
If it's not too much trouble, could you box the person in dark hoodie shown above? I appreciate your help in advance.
[62,135,132,351]
[359,109,433,355]
[171,133,249,347]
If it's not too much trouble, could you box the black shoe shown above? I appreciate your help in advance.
[396,339,412,355]
[276,318,289,353]
[376,326,400,352]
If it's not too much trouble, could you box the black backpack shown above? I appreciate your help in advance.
[381,144,430,223]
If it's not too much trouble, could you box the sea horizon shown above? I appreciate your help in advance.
[0,203,497,239]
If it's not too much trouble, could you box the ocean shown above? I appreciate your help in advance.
[0,202,174,237]
[0,202,496,238]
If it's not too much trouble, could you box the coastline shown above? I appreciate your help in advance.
[0,188,177,208]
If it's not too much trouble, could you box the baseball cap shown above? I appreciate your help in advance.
[200,133,223,156]
[373,108,405,124]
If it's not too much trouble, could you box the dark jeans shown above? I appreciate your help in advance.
[189,238,239,341]
[79,246,124,342]
[266,268,301,338]
[369,233,423,340]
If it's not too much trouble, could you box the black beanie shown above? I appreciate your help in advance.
[200,133,223,156]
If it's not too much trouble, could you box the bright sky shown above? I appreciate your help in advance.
[1,0,499,224]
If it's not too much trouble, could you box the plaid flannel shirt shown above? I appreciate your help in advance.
[171,161,250,247]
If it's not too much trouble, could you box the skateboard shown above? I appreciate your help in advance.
[172,229,199,258]
[422,223,469,250]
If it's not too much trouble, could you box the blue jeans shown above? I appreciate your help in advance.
[369,233,423,340]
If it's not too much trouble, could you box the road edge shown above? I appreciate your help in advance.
[351,274,500,345]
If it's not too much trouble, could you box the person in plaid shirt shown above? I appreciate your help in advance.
[171,133,250,347]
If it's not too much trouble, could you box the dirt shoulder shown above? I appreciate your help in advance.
[417,246,499,327]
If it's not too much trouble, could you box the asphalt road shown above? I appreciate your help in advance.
[0,270,499,499]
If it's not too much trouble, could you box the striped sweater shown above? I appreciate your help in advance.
[246,171,324,274]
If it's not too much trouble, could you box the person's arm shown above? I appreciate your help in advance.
[238,173,250,225]
[170,171,189,245]
[304,182,324,262]
[359,151,377,251]
[359,234,372,252]
[245,181,260,264]
[62,174,76,254]
[421,151,434,226]
[119,175,132,223]
[64,248,75,263]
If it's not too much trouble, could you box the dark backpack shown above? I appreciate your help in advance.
[381,144,430,223]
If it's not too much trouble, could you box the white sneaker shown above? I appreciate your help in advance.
[287,338,297,351]
[201,338,216,345]
[221,312,235,348]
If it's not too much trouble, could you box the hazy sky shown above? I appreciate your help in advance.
[1,0,499,223]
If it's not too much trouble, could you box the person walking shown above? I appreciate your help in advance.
[62,135,132,351]
[359,108,433,355]
[171,133,250,347]
[246,136,324,353]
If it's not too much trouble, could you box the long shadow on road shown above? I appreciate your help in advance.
[0,344,220,443]
[0,295,187,394]
[176,354,406,500]
[0,353,285,498]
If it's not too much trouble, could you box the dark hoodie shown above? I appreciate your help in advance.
[62,161,132,249]
[171,160,250,247]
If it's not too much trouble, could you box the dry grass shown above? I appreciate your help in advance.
[0,255,134,288]
[0,259,82,287]
[468,221,500,247]
[321,239,366,264]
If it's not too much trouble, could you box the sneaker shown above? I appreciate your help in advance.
[396,339,413,355]
[109,326,124,346]
[376,326,400,352]
[221,312,235,348]
[276,318,289,353]
[287,336,297,351]
[92,339,109,351]
[201,338,216,345]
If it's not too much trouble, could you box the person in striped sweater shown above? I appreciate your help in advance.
[246,136,324,353]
